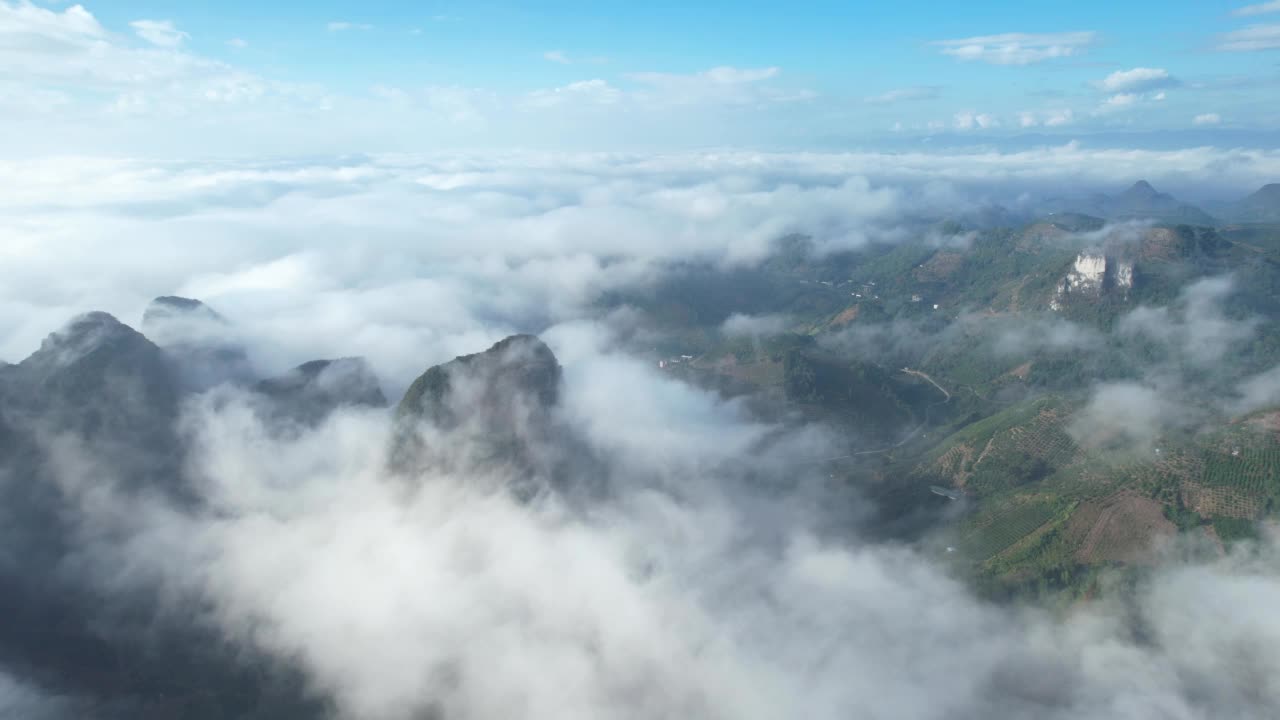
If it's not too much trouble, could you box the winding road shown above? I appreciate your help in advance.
[900,367,951,401]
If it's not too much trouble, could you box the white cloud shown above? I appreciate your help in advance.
[864,86,939,105]
[1194,112,1222,125]
[8,147,1280,370]
[1097,67,1178,93]
[1216,23,1280,51]
[1044,108,1075,126]
[129,18,188,47]
[0,83,69,113]
[1119,276,1258,368]
[1232,364,1280,415]
[371,84,411,105]
[953,111,999,130]
[0,0,104,40]
[932,31,1096,65]
[1017,108,1075,128]
[1233,1,1280,17]
[720,313,790,337]
[0,0,273,126]
[543,50,570,64]
[0,153,909,372]
[227,38,247,49]
[1100,92,1139,111]
[1069,381,1182,453]
[327,21,373,32]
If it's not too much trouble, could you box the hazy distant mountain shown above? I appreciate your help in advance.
[253,357,387,426]
[1224,184,1280,223]
[1043,180,1216,226]
[141,295,254,392]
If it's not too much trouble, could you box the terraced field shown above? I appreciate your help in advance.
[1002,409,1078,466]
[961,500,1057,561]
[1202,448,1280,495]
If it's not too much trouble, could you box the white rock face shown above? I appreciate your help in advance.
[1116,261,1134,290]
[1067,251,1107,292]
[1051,249,1132,311]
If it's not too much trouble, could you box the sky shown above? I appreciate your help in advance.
[4,0,1280,156]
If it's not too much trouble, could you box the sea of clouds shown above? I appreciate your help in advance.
[3,148,1280,718]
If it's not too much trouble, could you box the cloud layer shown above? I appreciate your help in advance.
[1,143,1280,718]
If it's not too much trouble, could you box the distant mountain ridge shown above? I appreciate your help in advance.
[1043,180,1217,226]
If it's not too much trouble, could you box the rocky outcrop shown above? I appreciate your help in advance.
[1050,250,1136,310]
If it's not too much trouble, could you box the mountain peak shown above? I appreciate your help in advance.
[392,334,562,475]
[32,312,141,366]
[142,295,227,330]
[397,334,560,423]
[1124,180,1159,198]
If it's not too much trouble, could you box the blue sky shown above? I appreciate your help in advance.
[3,0,1279,155]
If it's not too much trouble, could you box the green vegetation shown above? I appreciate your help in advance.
[1202,448,1280,496]
[606,218,1280,604]
[782,349,914,435]
[1212,517,1260,544]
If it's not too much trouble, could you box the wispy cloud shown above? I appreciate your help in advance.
[1194,112,1223,125]
[864,86,940,105]
[543,50,571,64]
[523,79,622,109]
[1216,23,1280,51]
[932,31,1096,65]
[327,21,373,32]
[227,38,247,49]
[1097,67,1179,93]
[129,19,188,48]
[1233,1,1280,17]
